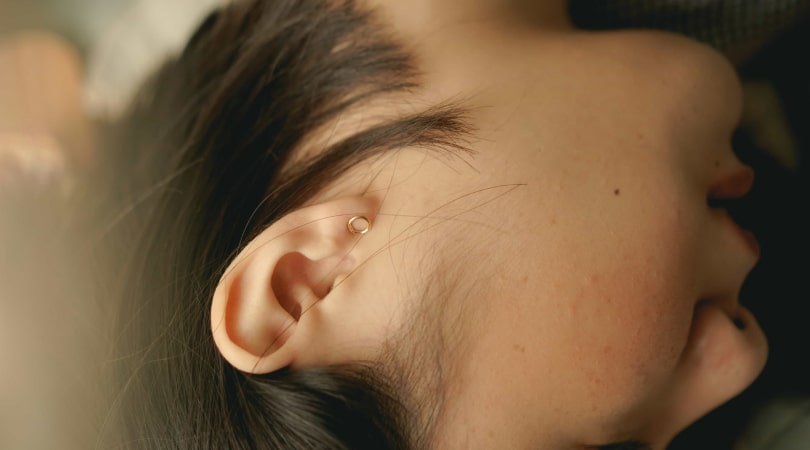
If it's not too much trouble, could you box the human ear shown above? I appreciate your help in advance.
[210,196,378,374]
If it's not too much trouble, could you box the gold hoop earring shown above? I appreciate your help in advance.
[347,215,371,235]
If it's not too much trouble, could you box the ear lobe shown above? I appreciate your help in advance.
[210,196,377,374]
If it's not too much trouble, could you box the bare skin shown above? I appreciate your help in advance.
[211,1,768,448]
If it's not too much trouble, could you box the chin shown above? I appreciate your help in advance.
[662,301,768,437]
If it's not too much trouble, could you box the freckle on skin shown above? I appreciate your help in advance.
[614,188,620,196]
[513,344,526,353]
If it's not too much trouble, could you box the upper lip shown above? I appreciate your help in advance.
[708,165,754,201]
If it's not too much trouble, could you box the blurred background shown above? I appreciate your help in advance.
[1,0,808,449]
[1,2,222,449]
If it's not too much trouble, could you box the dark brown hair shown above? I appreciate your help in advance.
[98,0,470,448]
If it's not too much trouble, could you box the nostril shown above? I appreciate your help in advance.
[733,316,746,330]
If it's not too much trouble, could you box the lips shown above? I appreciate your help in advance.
[708,165,754,200]
[739,225,760,257]
[707,164,760,258]
[717,208,761,258]
[701,200,760,330]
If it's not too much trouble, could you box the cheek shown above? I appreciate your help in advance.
[533,275,694,441]
[483,170,706,432]
[568,272,692,384]
[540,218,702,422]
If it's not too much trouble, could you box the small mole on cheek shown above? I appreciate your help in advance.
[614,188,620,196]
